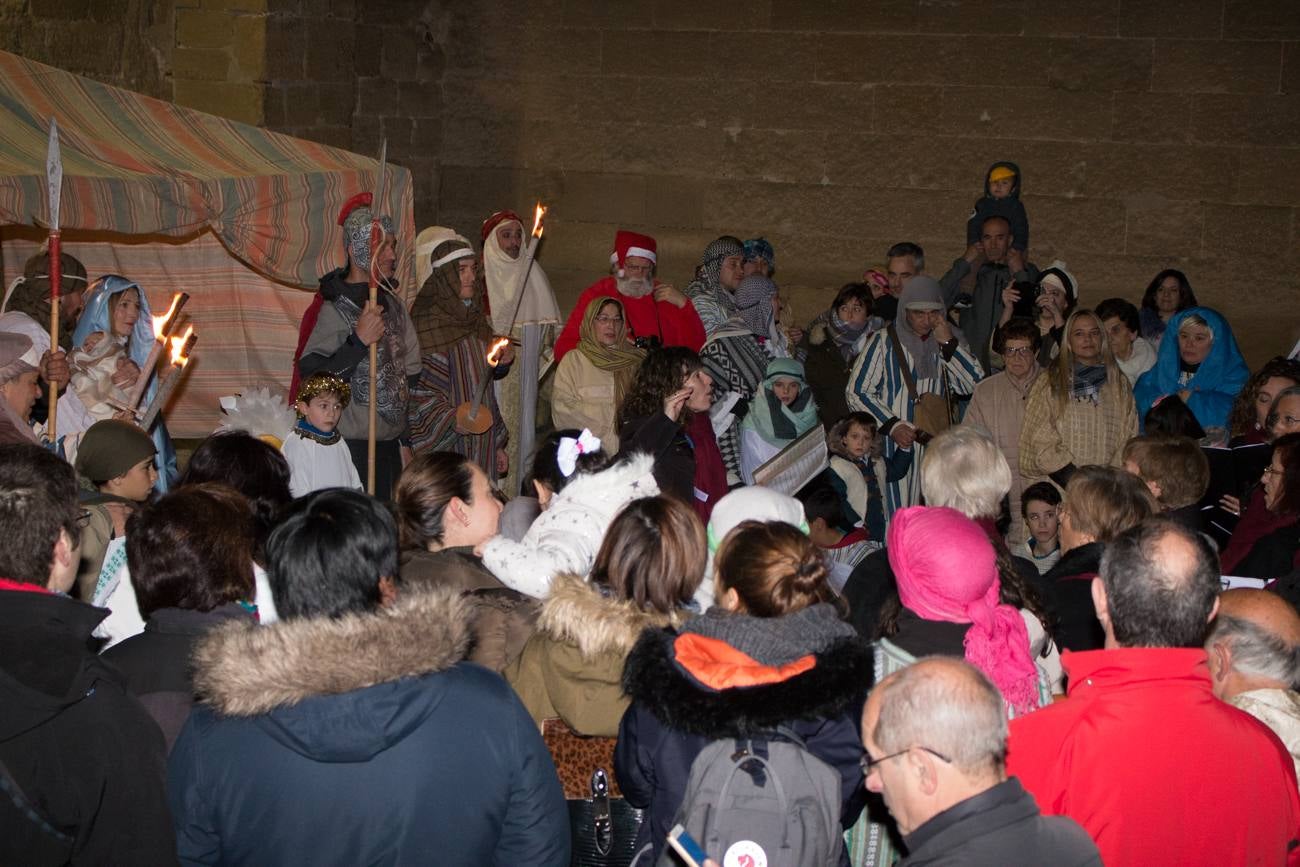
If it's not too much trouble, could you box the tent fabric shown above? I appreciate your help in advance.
[2,231,313,438]
[0,50,414,293]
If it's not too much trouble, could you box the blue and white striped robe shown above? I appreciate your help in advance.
[845,329,983,514]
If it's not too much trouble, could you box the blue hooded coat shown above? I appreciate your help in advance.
[72,275,178,490]
[1134,307,1249,434]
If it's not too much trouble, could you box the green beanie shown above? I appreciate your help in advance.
[74,420,157,483]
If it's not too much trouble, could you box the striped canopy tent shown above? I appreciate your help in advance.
[0,50,415,437]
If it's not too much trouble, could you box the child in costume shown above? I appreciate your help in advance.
[966,161,1030,252]
[826,411,912,543]
[738,358,821,485]
[282,372,362,497]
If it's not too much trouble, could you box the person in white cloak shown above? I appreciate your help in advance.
[282,372,362,497]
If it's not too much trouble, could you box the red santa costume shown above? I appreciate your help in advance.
[553,230,705,362]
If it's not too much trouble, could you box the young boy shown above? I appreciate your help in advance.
[966,161,1030,253]
[282,372,362,498]
[73,419,158,600]
[826,411,912,542]
[1012,481,1062,576]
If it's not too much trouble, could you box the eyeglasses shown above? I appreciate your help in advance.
[594,316,624,325]
[1003,347,1035,357]
[860,745,952,775]
[1264,466,1284,477]
[622,264,653,276]
[75,509,92,529]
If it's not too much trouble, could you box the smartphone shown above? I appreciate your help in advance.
[667,824,710,867]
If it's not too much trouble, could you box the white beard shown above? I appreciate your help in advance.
[616,274,654,298]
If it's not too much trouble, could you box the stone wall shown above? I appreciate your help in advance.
[3,0,1297,363]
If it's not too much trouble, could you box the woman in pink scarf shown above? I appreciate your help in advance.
[886,505,1041,715]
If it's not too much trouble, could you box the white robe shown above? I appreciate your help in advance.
[281,428,362,498]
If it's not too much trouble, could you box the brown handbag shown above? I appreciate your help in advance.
[542,717,624,799]
[888,324,954,437]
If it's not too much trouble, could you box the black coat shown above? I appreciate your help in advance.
[618,411,694,504]
[1036,542,1105,653]
[167,588,569,866]
[0,586,176,866]
[101,603,254,753]
[1233,521,1300,580]
[900,778,1100,866]
[615,605,871,864]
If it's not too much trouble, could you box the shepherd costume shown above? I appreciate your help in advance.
[552,296,644,450]
[297,194,420,500]
[739,358,820,484]
[553,230,705,361]
[1134,307,1250,436]
[684,236,745,337]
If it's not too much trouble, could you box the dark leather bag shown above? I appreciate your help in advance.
[542,718,645,867]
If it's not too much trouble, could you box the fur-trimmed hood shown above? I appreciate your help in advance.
[622,604,872,738]
[194,587,471,718]
[537,572,688,660]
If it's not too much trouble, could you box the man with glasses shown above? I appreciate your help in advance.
[1009,518,1300,866]
[0,443,174,864]
[859,656,1099,865]
[553,229,704,361]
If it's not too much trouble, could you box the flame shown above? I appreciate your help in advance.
[530,202,547,239]
[169,325,194,367]
[486,336,509,367]
[152,293,183,339]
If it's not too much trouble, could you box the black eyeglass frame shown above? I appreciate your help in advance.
[860,745,953,775]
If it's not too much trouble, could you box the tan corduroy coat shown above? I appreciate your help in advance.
[1019,370,1138,486]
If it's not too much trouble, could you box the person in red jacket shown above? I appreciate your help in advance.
[1007,517,1300,867]
[553,230,705,362]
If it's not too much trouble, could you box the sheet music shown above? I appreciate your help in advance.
[752,426,828,496]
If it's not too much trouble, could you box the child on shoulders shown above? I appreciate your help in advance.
[967,161,1029,252]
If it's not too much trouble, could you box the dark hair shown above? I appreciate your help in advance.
[992,317,1042,355]
[0,444,80,585]
[179,431,292,558]
[828,411,879,460]
[1140,269,1197,313]
[886,241,924,272]
[1095,297,1141,336]
[393,451,475,549]
[1020,481,1061,518]
[618,346,704,427]
[266,489,400,620]
[127,484,255,616]
[529,428,612,495]
[715,520,839,618]
[1100,518,1220,648]
[832,283,872,313]
[1143,394,1206,440]
[1228,357,1300,440]
[1271,433,1300,516]
[798,481,855,533]
[1122,435,1211,509]
[591,496,705,612]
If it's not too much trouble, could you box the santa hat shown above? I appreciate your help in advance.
[611,230,657,269]
[481,210,523,243]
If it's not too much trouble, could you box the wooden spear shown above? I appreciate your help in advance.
[45,118,63,444]
[365,141,388,495]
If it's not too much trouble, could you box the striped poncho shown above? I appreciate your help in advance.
[408,334,509,482]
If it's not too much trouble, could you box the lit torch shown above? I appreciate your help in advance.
[138,325,195,431]
[486,336,510,368]
[126,291,189,411]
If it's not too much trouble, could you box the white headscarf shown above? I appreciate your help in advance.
[482,218,560,333]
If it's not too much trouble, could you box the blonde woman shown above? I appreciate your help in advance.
[1019,308,1138,490]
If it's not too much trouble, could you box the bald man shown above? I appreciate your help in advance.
[1206,588,1300,777]
[862,657,1099,866]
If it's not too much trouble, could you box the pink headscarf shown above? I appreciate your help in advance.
[887,506,1040,715]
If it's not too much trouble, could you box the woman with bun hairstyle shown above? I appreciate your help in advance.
[616,521,870,865]
[506,496,704,736]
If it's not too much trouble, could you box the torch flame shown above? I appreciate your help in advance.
[486,336,509,367]
[169,325,194,367]
[152,293,183,339]
[531,202,547,240]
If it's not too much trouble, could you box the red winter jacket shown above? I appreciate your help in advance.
[1008,648,1300,867]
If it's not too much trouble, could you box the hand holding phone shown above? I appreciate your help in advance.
[667,824,710,867]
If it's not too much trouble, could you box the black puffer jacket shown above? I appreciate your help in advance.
[615,603,872,864]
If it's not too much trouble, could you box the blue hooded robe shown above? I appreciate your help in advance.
[1134,307,1249,434]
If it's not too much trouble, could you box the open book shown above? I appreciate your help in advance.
[752,425,829,495]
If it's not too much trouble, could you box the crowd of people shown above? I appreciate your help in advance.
[2,160,1299,866]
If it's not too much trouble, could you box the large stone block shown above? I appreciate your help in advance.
[472,26,603,78]
[1124,194,1204,257]
[720,128,828,185]
[651,0,772,30]
[1201,203,1293,258]
[522,74,632,126]
[173,79,262,125]
[601,29,710,77]
[441,116,526,167]
[815,34,988,86]
[380,25,418,81]
[1152,40,1284,94]
[264,16,305,78]
[437,165,527,215]
[202,0,267,10]
[1024,194,1127,256]
[1045,37,1152,93]
[561,0,646,29]
[44,20,129,78]
[873,86,945,135]
[442,72,528,121]
[548,170,647,225]
[1021,0,1119,37]
[354,25,384,77]
[769,0,915,32]
[233,15,267,80]
[317,81,356,126]
[760,81,873,131]
[1191,94,1300,147]
[173,48,232,82]
[627,76,753,129]
[1119,0,1222,38]
[1285,43,1300,95]
[1236,147,1300,206]
[1111,92,1194,144]
[177,8,234,50]
[603,122,727,178]
[645,173,705,229]
[280,83,321,126]
[1078,142,1238,200]
[710,31,818,81]
[1224,0,1300,40]
[939,86,1113,142]
[356,76,398,116]
[823,133,971,191]
[520,119,609,171]
[29,0,89,19]
[88,0,130,23]
[397,80,440,117]
[304,20,354,82]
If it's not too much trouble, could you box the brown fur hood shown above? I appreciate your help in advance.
[537,572,688,660]
[193,587,472,717]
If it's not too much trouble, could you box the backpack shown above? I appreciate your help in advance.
[656,728,842,867]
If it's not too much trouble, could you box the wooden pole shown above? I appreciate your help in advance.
[366,221,380,495]
[47,231,61,443]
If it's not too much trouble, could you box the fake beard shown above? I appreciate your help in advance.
[616,273,654,298]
